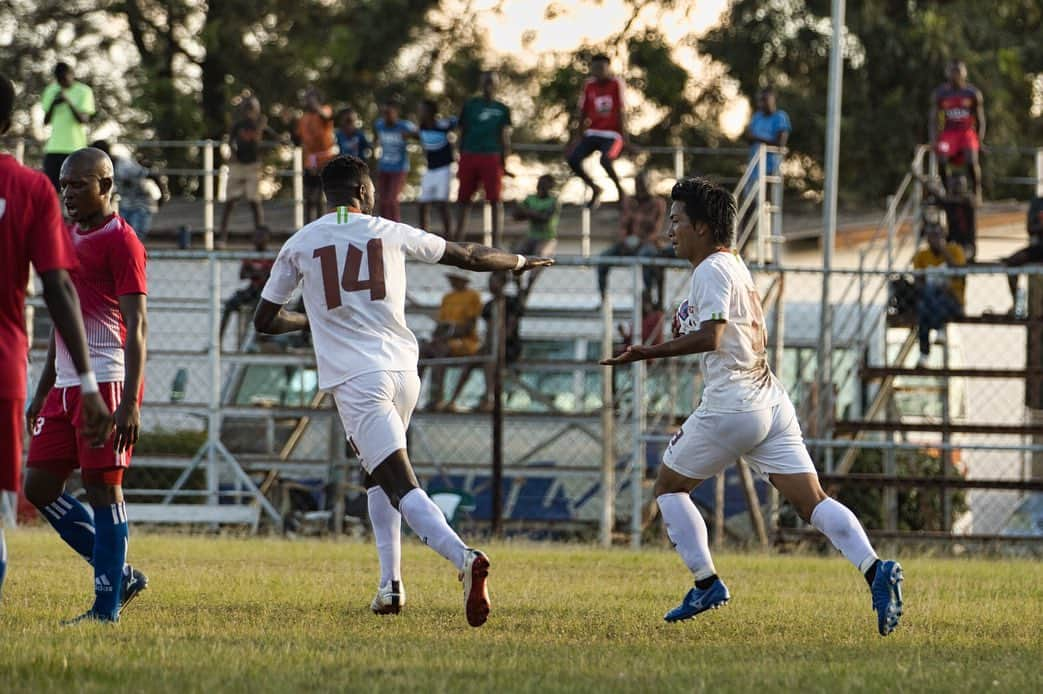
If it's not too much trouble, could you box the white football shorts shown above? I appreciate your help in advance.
[662,396,816,480]
[418,165,452,202]
[331,370,421,473]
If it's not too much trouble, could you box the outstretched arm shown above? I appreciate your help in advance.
[601,321,725,365]
[439,241,553,274]
[253,298,309,335]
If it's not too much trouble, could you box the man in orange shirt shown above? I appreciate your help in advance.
[296,88,335,223]
[420,272,482,410]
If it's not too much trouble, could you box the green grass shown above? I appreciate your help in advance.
[1,529,1041,693]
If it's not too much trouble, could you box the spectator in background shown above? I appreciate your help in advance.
[419,272,483,410]
[220,227,274,350]
[618,292,664,351]
[443,271,525,413]
[511,173,560,300]
[335,107,372,160]
[745,87,790,182]
[454,72,512,242]
[913,225,966,368]
[597,171,667,297]
[567,53,627,209]
[417,99,457,238]
[930,60,985,206]
[1000,196,1043,315]
[40,62,95,191]
[90,140,164,241]
[296,88,335,223]
[374,95,417,222]
[220,96,277,247]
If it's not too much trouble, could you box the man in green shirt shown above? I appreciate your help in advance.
[454,72,511,243]
[511,174,559,299]
[40,63,95,191]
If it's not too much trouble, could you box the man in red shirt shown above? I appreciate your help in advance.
[567,54,628,209]
[23,146,149,623]
[0,74,111,599]
[929,60,986,205]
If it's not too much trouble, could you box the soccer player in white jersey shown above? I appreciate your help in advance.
[602,177,904,636]
[253,155,552,627]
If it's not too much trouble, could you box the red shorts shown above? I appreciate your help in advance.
[27,383,129,484]
[936,129,979,166]
[457,153,504,203]
[0,398,25,492]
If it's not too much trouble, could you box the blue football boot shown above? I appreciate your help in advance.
[664,578,730,622]
[871,559,904,636]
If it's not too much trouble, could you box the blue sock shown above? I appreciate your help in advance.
[0,527,7,599]
[40,493,95,563]
[91,502,129,620]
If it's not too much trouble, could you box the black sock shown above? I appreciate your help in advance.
[864,560,880,587]
[695,574,718,590]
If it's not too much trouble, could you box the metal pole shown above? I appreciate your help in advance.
[630,263,645,548]
[581,207,592,257]
[600,294,615,547]
[293,146,304,230]
[771,170,784,267]
[674,145,684,179]
[483,202,493,247]
[713,473,725,547]
[207,255,221,506]
[490,293,506,537]
[816,0,846,469]
[756,144,767,263]
[1036,147,1043,197]
[885,195,896,274]
[203,141,215,250]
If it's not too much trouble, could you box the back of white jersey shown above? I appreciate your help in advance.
[681,250,785,412]
[261,210,446,388]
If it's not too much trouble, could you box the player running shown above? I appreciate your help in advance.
[23,147,149,624]
[602,178,904,636]
[254,155,552,627]
[0,75,111,600]
[929,59,986,205]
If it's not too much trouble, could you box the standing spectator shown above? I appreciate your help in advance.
[335,107,372,160]
[597,171,667,297]
[618,292,665,350]
[296,88,335,223]
[511,173,560,299]
[374,96,418,222]
[454,72,512,242]
[40,62,95,191]
[930,60,986,206]
[419,272,483,410]
[913,225,966,368]
[443,271,525,413]
[567,53,627,209]
[417,99,457,238]
[91,140,164,242]
[220,228,274,349]
[745,87,790,182]
[1000,196,1043,315]
[220,96,277,246]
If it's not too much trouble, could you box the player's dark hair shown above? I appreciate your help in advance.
[671,177,736,247]
[54,62,72,79]
[321,155,369,201]
[591,53,610,64]
[0,73,14,125]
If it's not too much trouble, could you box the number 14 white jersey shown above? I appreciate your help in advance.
[261,209,447,388]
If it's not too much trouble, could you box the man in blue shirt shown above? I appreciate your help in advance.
[336,107,372,160]
[374,96,418,222]
[417,99,457,238]
[745,87,790,178]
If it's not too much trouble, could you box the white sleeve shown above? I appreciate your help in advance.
[693,261,733,323]
[397,222,447,264]
[260,244,301,304]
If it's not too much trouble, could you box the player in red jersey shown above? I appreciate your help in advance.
[567,53,628,209]
[929,60,986,205]
[0,74,111,599]
[23,147,149,623]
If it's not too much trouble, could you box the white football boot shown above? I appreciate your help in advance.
[459,548,491,627]
[370,579,406,615]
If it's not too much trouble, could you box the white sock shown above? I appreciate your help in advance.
[810,498,879,573]
[367,486,402,585]
[657,492,717,581]
[398,489,468,571]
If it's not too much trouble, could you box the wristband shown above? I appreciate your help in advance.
[514,255,526,271]
[79,371,99,395]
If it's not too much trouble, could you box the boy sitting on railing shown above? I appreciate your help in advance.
[913,225,966,368]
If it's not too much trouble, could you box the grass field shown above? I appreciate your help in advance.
[1,529,1041,693]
